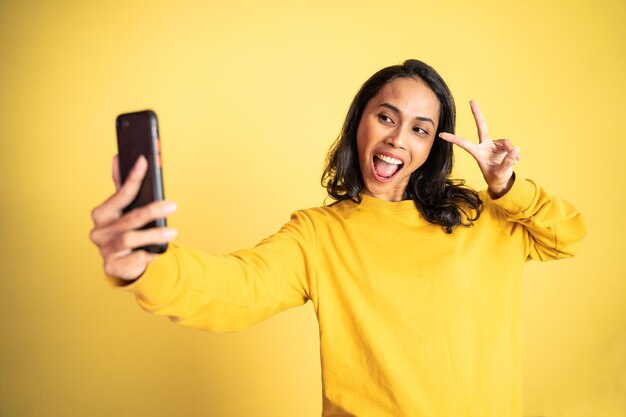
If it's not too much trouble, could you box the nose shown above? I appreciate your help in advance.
[384,126,408,150]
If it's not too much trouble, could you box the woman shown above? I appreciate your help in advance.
[90,60,586,416]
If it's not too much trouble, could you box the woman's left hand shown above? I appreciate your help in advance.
[439,100,520,198]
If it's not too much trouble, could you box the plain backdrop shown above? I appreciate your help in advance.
[1,0,624,416]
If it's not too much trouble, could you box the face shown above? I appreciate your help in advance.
[356,77,440,202]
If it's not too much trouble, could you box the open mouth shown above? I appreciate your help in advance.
[372,154,404,182]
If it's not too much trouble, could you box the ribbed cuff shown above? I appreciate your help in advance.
[490,177,537,215]
[105,244,181,307]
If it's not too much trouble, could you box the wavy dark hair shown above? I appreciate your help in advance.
[321,59,482,233]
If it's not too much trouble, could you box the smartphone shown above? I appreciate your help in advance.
[115,110,168,254]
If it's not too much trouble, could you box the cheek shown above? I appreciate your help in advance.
[355,135,364,164]
[355,127,370,164]
[407,140,435,170]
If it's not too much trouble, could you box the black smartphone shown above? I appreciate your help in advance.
[115,110,168,254]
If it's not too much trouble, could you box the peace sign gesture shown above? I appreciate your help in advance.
[439,100,520,198]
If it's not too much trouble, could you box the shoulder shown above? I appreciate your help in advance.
[292,199,357,225]
[287,198,372,236]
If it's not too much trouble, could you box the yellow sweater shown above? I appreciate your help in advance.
[113,178,586,416]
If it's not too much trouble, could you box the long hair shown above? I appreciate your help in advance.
[321,59,482,233]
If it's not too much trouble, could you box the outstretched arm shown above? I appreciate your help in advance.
[91,155,314,332]
[120,212,315,332]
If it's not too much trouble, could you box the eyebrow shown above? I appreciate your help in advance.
[379,103,435,126]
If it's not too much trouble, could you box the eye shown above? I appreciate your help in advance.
[378,113,394,124]
[413,126,428,135]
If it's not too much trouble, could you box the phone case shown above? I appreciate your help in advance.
[115,110,168,254]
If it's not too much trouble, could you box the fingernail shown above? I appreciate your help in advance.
[163,228,177,238]
[164,202,177,213]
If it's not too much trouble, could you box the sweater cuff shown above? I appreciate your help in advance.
[490,176,537,214]
[105,244,181,306]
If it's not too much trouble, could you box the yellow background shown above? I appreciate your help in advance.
[1,0,624,416]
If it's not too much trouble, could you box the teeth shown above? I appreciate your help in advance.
[375,154,402,165]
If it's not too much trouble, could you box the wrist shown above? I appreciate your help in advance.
[488,173,516,199]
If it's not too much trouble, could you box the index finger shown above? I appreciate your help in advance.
[438,132,477,157]
[470,100,489,143]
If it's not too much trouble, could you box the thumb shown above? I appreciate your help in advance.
[112,154,122,191]
[501,147,521,169]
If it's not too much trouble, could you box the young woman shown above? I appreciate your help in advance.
[90,60,586,417]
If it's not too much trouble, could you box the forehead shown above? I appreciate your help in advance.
[369,77,440,123]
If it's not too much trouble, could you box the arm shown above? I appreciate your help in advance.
[489,175,586,261]
[439,101,586,260]
[109,210,316,332]
[91,155,315,333]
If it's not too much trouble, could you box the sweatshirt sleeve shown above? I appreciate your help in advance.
[489,176,587,262]
[107,210,317,332]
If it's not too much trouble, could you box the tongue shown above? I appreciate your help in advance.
[374,158,400,178]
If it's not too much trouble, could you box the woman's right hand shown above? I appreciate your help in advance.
[90,155,178,282]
